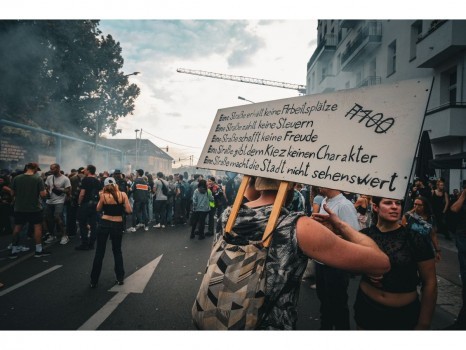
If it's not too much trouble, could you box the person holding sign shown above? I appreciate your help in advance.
[219,177,390,330]
[316,196,437,330]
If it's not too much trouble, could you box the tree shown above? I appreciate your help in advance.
[0,20,140,141]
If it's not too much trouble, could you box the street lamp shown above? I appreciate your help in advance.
[124,71,141,77]
[135,129,140,168]
[238,96,255,103]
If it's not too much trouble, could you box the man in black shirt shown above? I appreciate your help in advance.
[76,164,102,250]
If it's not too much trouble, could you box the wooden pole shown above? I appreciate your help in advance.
[261,181,289,247]
[224,175,250,234]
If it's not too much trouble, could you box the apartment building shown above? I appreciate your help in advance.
[306,20,466,189]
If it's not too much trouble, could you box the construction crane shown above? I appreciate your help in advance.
[176,68,307,94]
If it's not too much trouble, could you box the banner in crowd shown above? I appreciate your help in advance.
[197,78,432,199]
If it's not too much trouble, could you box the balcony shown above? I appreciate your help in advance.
[424,102,466,140]
[318,74,336,93]
[358,76,381,88]
[341,21,382,71]
[417,20,466,68]
[307,34,338,71]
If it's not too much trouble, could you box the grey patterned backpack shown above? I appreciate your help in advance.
[192,177,289,330]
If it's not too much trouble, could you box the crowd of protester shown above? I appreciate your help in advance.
[0,163,243,254]
[0,162,465,330]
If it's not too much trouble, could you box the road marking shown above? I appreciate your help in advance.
[78,254,163,330]
[0,265,62,297]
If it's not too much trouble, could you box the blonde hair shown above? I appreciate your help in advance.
[103,183,121,203]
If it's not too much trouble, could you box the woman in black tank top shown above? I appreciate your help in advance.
[90,177,132,288]
[354,197,437,330]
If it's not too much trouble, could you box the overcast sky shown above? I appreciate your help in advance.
[97,19,317,167]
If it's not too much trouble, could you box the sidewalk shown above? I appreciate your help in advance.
[436,233,462,318]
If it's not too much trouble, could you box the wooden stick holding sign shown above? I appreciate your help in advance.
[224,174,290,248]
[224,175,250,234]
[261,181,290,247]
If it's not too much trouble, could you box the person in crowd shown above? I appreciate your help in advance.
[326,196,437,330]
[411,178,432,203]
[145,172,154,223]
[0,174,14,237]
[9,162,51,258]
[190,179,213,240]
[402,195,441,262]
[153,172,168,229]
[224,172,238,206]
[166,174,176,226]
[173,174,188,225]
[447,188,461,235]
[44,163,71,245]
[189,174,201,199]
[127,169,149,232]
[311,186,324,214]
[76,164,102,250]
[89,177,132,288]
[300,184,312,216]
[215,178,227,217]
[181,174,192,222]
[207,177,221,236]
[219,177,389,330]
[68,167,85,237]
[315,187,360,330]
[289,183,305,213]
[354,194,370,230]
[431,179,451,240]
[446,183,466,330]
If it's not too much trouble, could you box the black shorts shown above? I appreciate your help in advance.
[14,211,43,225]
[354,287,420,330]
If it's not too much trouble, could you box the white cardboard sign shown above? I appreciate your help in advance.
[197,78,432,199]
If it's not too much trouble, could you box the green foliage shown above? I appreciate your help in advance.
[0,20,140,140]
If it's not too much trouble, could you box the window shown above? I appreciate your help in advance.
[369,58,376,77]
[356,71,362,87]
[387,40,397,76]
[311,71,315,90]
[410,21,422,60]
[440,67,457,104]
[449,69,457,104]
[336,53,341,73]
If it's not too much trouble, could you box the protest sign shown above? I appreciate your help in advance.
[197,78,432,199]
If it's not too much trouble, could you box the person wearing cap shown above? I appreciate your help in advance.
[9,162,52,258]
[112,169,129,194]
[89,177,132,288]
[217,176,389,330]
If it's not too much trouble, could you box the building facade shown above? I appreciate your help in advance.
[306,20,466,190]
[102,139,173,175]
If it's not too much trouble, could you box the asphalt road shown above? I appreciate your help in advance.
[0,221,461,330]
